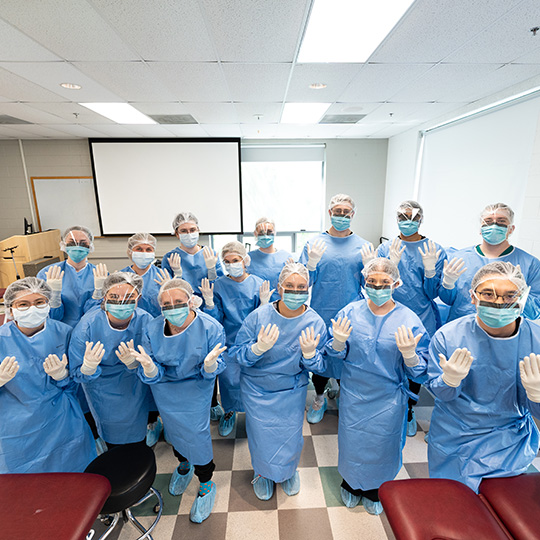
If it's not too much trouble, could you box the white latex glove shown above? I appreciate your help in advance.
[131,345,158,378]
[360,243,376,266]
[203,343,227,373]
[92,263,109,300]
[251,323,279,356]
[199,278,215,308]
[168,253,183,278]
[389,238,405,266]
[115,340,137,369]
[153,268,171,287]
[0,356,19,387]
[306,240,327,271]
[43,353,68,381]
[80,341,106,376]
[299,326,321,360]
[203,246,218,280]
[330,316,352,352]
[259,280,275,305]
[442,258,467,290]
[439,348,474,387]
[520,353,540,403]
[45,265,64,308]
[395,325,422,367]
[418,240,441,279]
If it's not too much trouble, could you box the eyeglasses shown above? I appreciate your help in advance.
[332,210,352,218]
[475,290,520,304]
[162,302,189,310]
[482,220,508,228]
[12,299,49,311]
[66,241,91,248]
[397,213,420,222]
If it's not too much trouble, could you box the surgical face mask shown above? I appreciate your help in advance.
[331,216,351,231]
[282,290,309,310]
[256,235,275,248]
[476,304,520,328]
[132,252,155,269]
[179,232,199,248]
[163,306,190,327]
[481,224,508,246]
[12,304,50,328]
[365,285,393,307]
[225,261,244,277]
[65,246,89,263]
[105,302,136,320]
[398,220,420,237]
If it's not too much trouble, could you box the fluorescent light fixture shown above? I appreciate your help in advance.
[60,82,81,90]
[79,103,156,124]
[281,103,331,124]
[298,0,415,63]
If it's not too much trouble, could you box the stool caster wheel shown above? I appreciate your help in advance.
[327,390,338,399]
[153,503,161,514]
[101,515,114,526]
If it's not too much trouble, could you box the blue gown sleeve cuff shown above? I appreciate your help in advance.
[74,365,102,383]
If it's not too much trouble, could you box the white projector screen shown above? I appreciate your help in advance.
[89,138,242,235]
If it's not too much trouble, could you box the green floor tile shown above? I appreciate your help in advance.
[318,466,343,508]
[131,473,182,517]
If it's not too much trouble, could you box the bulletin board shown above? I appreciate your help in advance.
[31,177,101,235]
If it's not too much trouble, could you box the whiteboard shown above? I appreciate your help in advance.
[32,177,101,235]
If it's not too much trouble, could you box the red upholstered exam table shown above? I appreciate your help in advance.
[379,474,540,540]
[0,473,111,540]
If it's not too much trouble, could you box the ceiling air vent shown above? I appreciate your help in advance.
[0,115,31,124]
[319,114,366,124]
[149,114,198,125]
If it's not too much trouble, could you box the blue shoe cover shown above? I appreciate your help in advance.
[252,474,274,500]
[190,482,216,523]
[340,487,361,508]
[362,497,383,515]
[281,470,300,496]
[307,398,327,424]
[146,416,163,447]
[218,411,236,436]
[95,437,107,456]
[406,409,417,437]
[169,464,194,496]
[424,431,429,443]
[210,403,224,421]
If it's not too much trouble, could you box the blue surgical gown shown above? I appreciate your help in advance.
[204,274,264,412]
[138,311,226,465]
[120,264,161,317]
[234,303,327,483]
[438,246,540,322]
[325,300,429,492]
[426,314,540,492]
[70,306,154,444]
[247,249,292,303]
[378,237,447,336]
[0,319,96,473]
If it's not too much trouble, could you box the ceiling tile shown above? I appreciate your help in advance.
[513,45,540,64]
[273,123,352,138]
[39,124,105,137]
[182,102,238,123]
[234,103,282,123]
[129,102,190,115]
[240,124,279,138]
[161,124,210,137]
[222,64,291,102]
[368,123,419,138]
[0,102,69,124]
[0,67,67,102]
[200,124,242,137]
[25,102,116,124]
[82,124,140,137]
[0,18,61,61]
[2,124,74,138]
[339,123,386,137]
[326,102,383,116]
[125,124,181,137]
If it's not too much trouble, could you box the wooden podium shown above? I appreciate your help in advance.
[0,230,64,288]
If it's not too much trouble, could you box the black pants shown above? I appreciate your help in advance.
[211,380,219,407]
[105,439,146,450]
[341,479,379,502]
[173,448,215,483]
[148,410,159,423]
[312,374,340,396]
[84,412,99,439]
[408,380,421,420]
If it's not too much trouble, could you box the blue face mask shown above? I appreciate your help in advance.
[225,262,244,278]
[105,302,136,320]
[256,235,275,248]
[398,220,420,237]
[66,246,89,263]
[132,252,155,269]
[365,285,393,306]
[477,304,520,328]
[163,306,190,327]
[481,224,508,246]
[331,216,351,231]
[179,232,199,248]
[282,291,309,310]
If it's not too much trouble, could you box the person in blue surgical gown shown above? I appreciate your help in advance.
[234,262,327,500]
[131,278,226,524]
[325,258,429,515]
[427,261,540,492]
[0,277,95,473]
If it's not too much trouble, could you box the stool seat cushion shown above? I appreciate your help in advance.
[84,443,156,514]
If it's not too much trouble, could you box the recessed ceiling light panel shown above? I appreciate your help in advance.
[60,83,82,90]
[79,103,156,124]
[281,103,331,123]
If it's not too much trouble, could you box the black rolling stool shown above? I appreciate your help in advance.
[85,442,163,540]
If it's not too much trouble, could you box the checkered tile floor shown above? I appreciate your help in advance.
[90,387,540,540]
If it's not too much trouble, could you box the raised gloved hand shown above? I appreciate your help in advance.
[168,253,183,278]
[92,263,109,300]
[203,246,219,280]
[251,323,279,356]
[0,356,18,387]
[418,240,441,279]
[330,316,352,352]
[131,345,158,378]
[43,353,68,381]
[299,326,321,360]
[360,243,376,266]
[520,353,540,403]
[45,265,64,308]
[153,267,171,287]
[439,348,474,387]
[203,343,227,373]
[389,237,405,266]
[199,278,215,308]
[306,240,327,271]
[115,340,137,369]
[259,280,275,305]
[395,325,422,367]
[80,341,105,376]
[442,258,467,290]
